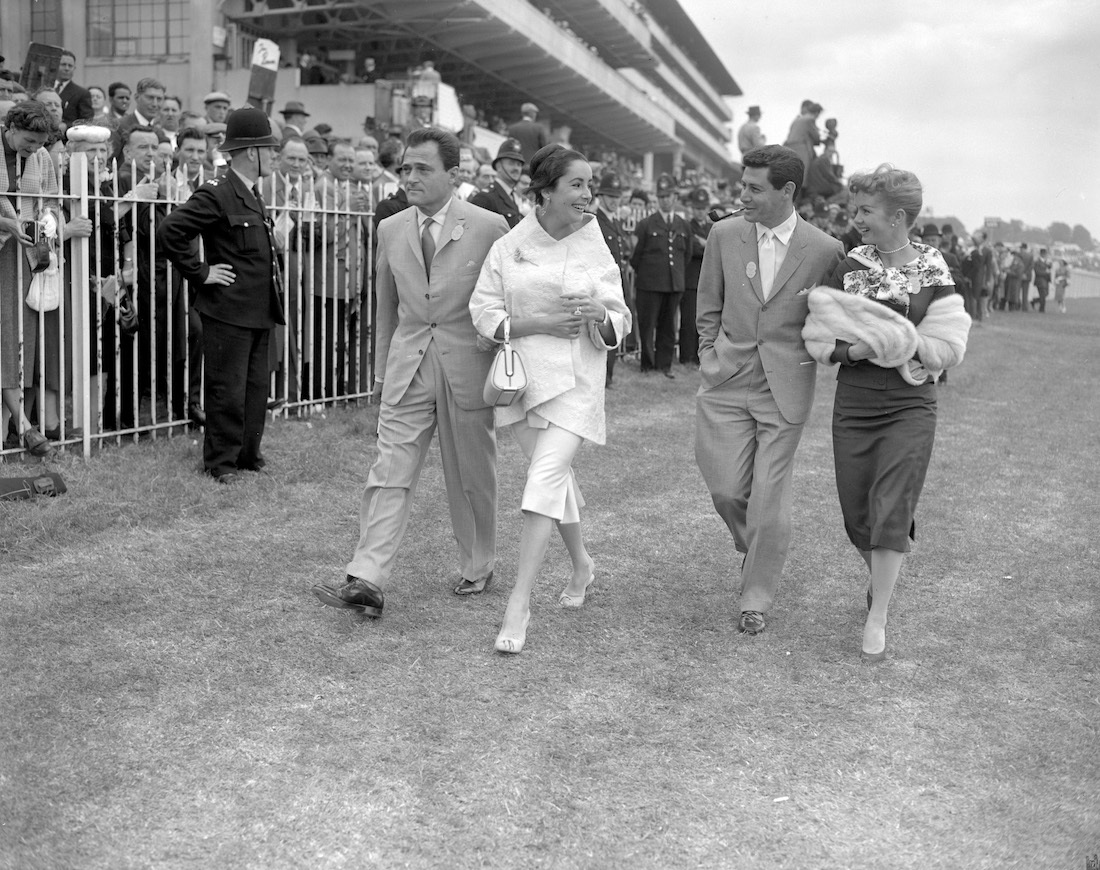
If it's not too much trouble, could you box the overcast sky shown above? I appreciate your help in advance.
[678,0,1099,236]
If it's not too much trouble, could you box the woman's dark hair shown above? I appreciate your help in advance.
[528,143,586,205]
[5,100,59,136]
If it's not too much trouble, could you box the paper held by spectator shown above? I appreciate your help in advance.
[97,275,121,306]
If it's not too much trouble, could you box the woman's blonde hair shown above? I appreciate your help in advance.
[848,164,923,229]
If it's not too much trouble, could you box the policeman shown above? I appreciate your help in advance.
[468,138,524,228]
[157,108,285,484]
[629,173,694,378]
[594,171,631,386]
[680,186,713,366]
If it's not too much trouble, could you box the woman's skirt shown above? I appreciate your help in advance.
[832,381,937,552]
[0,240,37,390]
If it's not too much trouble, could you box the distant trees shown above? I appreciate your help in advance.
[1070,224,1094,251]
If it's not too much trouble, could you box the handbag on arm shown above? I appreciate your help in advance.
[483,315,527,407]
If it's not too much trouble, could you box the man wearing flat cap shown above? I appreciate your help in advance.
[469,138,524,228]
[203,92,232,126]
[630,173,694,378]
[158,108,285,484]
[279,101,310,142]
[507,102,546,162]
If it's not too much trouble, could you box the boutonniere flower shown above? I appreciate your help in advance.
[451,224,464,242]
[514,247,534,264]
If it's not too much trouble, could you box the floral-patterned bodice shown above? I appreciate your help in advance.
[842,243,954,318]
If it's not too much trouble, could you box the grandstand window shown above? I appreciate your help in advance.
[86,0,188,57]
[30,0,64,47]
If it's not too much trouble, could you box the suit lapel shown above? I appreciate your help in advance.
[405,207,426,272]
[771,218,808,296]
[434,196,464,257]
[741,223,764,301]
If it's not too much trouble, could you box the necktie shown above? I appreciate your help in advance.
[760,228,776,299]
[421,218,436,280]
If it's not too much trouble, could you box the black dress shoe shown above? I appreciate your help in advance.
[313,576,384,617]
[188,402,206,428]
[738,610,765,634]
[215,472,241,485]
[453,571,492,596]
[662,370,676,379]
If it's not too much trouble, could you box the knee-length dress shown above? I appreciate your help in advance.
[813,244,967,552]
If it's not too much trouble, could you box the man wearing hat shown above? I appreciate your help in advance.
[158,108,285,484]
[409,95,433,130]
[279,101,310,142]
[507,102,546,162]
[469,138,524,228]
[737,106,766,158]
[630,173,694,378]
[680,187,713,367]
[595,171,631,386]
[203,92,232,126]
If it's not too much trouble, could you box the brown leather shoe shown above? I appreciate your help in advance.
[738,610,765,635]
[313,576,384,617]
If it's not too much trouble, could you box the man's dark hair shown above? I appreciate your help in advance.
[60,50,77,63]
[377,137,402,170]
[327,137,354,157]
[177,126,206,147]
[741,145,804,200]
[108,81,130,98]
[124,125,158,146]
[135,77,165,95]
[280,135,307,152]
[404,127,460,171]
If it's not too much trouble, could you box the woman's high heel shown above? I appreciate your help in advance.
[559,568,595,608]
[861,619,887,663]
[494,611,530,654]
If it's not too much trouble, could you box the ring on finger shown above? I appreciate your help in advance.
[573,307,582,315]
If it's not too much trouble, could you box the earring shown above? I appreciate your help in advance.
[891,222,896,227]
[536,202,546,218]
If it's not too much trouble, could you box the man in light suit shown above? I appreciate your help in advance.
[695,145,843,635]
[313,127,510,618]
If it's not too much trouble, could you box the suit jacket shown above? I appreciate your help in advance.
[630,211,694,294]
[696,215,843,424]
[157,170,284,329]
[506,119,547,162]
[686,217,712,289]
[595,207,629,275]
[58,80,94,125]
[468,180,521,228]
[374,196,509,410]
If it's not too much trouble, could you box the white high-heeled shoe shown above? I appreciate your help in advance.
[494,611,531,654]
[559,570,596,608]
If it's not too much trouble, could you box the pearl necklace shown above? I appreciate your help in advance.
[876,241,911,255]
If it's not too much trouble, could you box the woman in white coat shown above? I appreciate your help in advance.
[470,144,631,654]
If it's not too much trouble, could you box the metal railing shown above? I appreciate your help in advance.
[1,153,373,459]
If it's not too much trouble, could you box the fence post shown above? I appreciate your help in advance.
[68,153,92,454]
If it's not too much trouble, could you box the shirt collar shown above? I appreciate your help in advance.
[417,195,453,231]
[758,209,797,245]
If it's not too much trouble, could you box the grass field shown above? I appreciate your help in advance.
[2,300,1098,869]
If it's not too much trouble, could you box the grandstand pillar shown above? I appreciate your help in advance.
[189,0,216,108]
[642,152,654,186]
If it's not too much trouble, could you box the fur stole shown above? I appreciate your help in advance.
[802,286,971,385]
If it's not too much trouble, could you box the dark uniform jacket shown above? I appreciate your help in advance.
[596,207,629,276]
[469,180,521,228]
[686,217,712,290]
[630,211,694,294]
[506,119,546,162]
[157,170,284,329]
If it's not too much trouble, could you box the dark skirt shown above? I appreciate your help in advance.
[832,381,937,552]
[0,239,37,390]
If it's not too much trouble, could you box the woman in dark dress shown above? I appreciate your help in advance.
[802,165,970,662]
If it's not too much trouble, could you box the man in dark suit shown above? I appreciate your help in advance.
[468,138,524,228]
[55,50,93,126]
[680,186,713,367]
[630,173,694,377]
[507,103,547,162]
[594,171,630,386]
[157,108,285,484]
[112,77,168,164]
[695,145,843,635]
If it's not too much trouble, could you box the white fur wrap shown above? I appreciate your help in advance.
[802,286,971,385]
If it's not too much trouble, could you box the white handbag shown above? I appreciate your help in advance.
[26,252,61,312]
[483,316,527,407]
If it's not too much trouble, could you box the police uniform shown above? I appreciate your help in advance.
[629,174,694,375]
[680,187,713,365]
[594,171,631,385]
[468,138,524,228]
[157,110,284,481]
